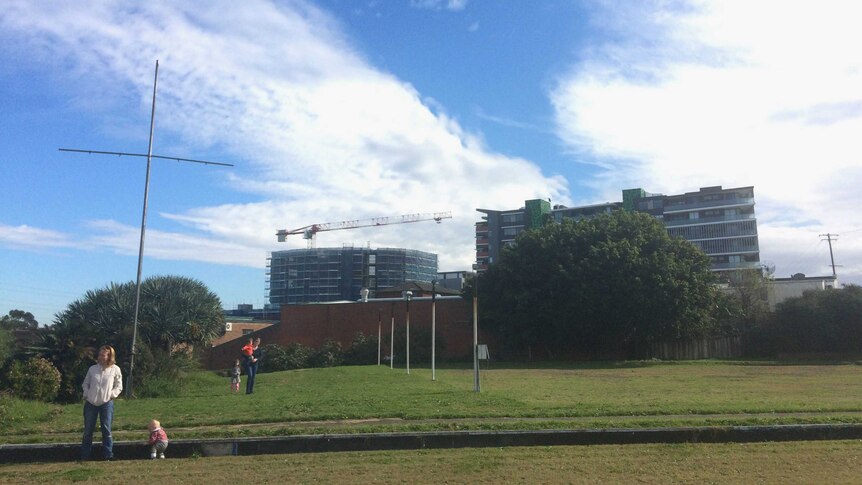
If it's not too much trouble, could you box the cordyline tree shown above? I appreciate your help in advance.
[475,210,718,359]
[39,275,225,400]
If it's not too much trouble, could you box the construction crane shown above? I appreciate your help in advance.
[277,211,453,248]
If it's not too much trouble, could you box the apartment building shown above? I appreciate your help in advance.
[476,186,760,273]
[267,247,438,307]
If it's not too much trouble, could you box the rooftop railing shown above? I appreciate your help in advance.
[662,197,754,213]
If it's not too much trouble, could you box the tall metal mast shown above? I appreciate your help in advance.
[60,60,233,397]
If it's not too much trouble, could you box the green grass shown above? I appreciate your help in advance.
[4,360,862,443]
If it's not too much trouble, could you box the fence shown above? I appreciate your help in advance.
[648,336,742,360]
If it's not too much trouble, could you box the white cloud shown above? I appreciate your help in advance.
[0,224,78,250]
[1,0,564,272]
[552,0,862,282]
[410,0,468,12]
[85,220,262,267]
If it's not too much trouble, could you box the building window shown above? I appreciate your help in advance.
[501,213,523,224]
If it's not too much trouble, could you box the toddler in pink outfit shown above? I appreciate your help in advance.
[147,419,169,459]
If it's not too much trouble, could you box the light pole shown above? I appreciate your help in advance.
[404,290,412,374]
[377,308,382,366]
[431,279,437,381]
[473,272,480,392]
[389,302,395,369]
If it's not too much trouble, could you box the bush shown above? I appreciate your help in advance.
[5,357,61,402]
[259,343,312,373]
[343,333,379,365]
[136,349,200,398]
[309,340,343,368]
[748,285,862,357]
[385,327,446,365]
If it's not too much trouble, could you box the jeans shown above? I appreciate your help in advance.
[81,400,114,460]
[245,362,257,394]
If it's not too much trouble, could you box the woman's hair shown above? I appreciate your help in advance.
[99,345,116,366]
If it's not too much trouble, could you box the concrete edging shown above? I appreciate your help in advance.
[2,423,861,463]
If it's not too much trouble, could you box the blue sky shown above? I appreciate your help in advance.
[2,1,861,326]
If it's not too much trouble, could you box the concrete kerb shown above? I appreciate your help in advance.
[3,423,862,463]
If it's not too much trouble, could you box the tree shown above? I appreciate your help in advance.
[714,270,770,336]
[0,326,14,363]
[752,284,862,356]
[0,309,39,330]
[480,210,717,358]
[42,275,225,398]
[138,276,226,353]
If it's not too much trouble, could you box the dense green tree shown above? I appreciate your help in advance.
[0,326,14,363]
[0,309,39,330]
[480,210,717,358]
[138,276,226,353]
[753,284,862,356]
[41,275,225,398]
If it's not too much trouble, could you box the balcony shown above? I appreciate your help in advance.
[663,197,755,214]
[711,261,762,271]
[475,238,489,245]
[663,213,756,227]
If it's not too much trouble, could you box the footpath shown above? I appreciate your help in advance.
[3,413,862,463]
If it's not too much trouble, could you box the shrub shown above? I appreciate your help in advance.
[258,344,285,373]
[258,343,313,372]
[386,327,447,365]
[5,357,61,402]
[343,333,379,365]
[748,285,862,357]
[309,340,343,368]
[136,349,200,398]
[280,343,312,370]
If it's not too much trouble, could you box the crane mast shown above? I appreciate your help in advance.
[277,211,452,248]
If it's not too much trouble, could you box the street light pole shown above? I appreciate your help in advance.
[405,290,412,374]
[431,279,437,381]
[377,309,382,366]
[473,273,480,392]
[389,302,395,369]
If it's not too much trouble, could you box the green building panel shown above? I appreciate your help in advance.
[525,199,551,229]
[622,188,646,211]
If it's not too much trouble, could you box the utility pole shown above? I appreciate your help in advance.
[60,60,232,398]
[819,233,839,277]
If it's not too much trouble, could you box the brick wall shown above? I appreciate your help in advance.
[204,298,485,370]
[211,322,274,347]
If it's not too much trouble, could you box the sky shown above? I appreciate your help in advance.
[2,0,861,326]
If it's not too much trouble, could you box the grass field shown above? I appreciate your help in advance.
[2,441,861,484]
[4,360,862,444]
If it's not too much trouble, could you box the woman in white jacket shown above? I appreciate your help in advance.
[81,344,123,460]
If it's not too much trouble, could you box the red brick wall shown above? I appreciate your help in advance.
[211,322,274,347]
[204,298,486,370]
